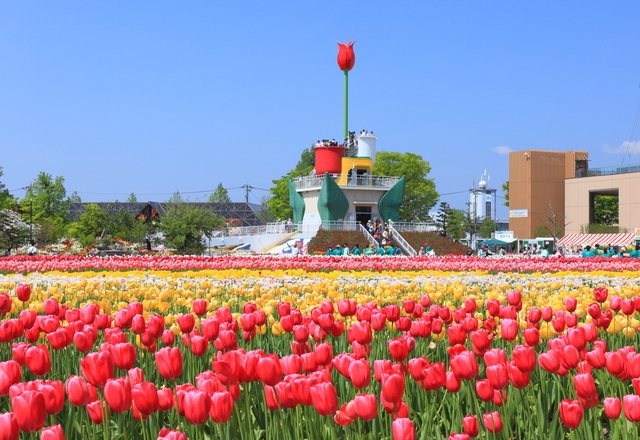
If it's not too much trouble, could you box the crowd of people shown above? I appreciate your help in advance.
[326,243,405,257]
[315,139,340,147]
[579,244,640,258]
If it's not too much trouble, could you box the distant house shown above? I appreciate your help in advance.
[68,202,273,227]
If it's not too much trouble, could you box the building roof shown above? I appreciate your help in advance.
[556,233,637,247]
[68,202,273,227]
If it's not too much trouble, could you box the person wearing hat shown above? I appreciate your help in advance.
[424,243,431,253]
[326,245,333,255]
[363,244,375,256]
[333,245,343,256]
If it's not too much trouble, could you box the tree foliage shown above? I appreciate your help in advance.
[24,172,69,221]
[127,193,138,203]
[209,183,232,203]
[501,181,509,207]
[434,202,467,240]
[593,195,618,225]
[448,209,468,241]
[478,217,497,238]
[267,148,315,220]
[22,172,70,242]
[159,203,224,255]
[373,151,438,221]
[0,168,16,210]
[67,204,109,246]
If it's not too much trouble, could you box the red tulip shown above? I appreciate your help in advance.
[500,319,518,341]
[450,350,478,380]
[623,394,640,422]
[0,412,19,440]
[336,41,355,71]
[348,358,371,389]
[421,363,446,391]
[155,347,183,380]
[483,411,503,433]
[182,390,211,425]
[593,286,608,303]
[65,375,90,407]
[16,284,31,302]
[38,381,64,414]
[463,415,479,437]
[257,354,282,386]
[604,397,621,420]
[157,387,175,412]
[109,342,136,371]
[392,417,415,440]
[382,373,405,405]
[486,363,509,390]
[81,351,114,387]
[131,382,159,415]
[353,393,377,421]
[41,424,65,440]
[538,350,560,373]
[475,379,494,402]
[25,345,51,376]
[11,390,46,432]
[484,349,507,366]
[310,382,338,416]
[104,377,131,413]
[209,391,233,423]
[192,299,207,316]
[157,428,187,440]
[559,399,583,428]
[86,400,107,424]
[0,361,21,396]
[573,373,597,401]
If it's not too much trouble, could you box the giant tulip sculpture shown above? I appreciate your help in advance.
[337,40,355,140]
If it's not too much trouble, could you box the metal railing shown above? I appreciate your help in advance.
[359,223,379,249]
[388,225,417,256]
[390,222,436,232]
[583,163,640,177]
[292,174,400,190]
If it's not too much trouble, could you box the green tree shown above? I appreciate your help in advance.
[593,195,618,225]
[69,192,81,203]
[478,217,497,238]
[448,209,468,240]
[0,168,16,210]
[501,181,509,207]
[106,208,149,243]
[267,148,315,220]
[209,183,232,203]
[68,204,109,246]
[127,193,138,203]
[23,172,70,242]
[373,151,438,221]
[159,203,224,255]
[433,202,452,237]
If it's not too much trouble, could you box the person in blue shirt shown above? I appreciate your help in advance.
[352,244,361,256]
[332,245,343,256]
[326,245,333,255]
[376,246,386,255]
[630,245,640,258]
[582,245,596,257]
[540,245,550,258]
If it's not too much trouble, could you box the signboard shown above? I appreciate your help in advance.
[509,209,528,218]
[494,231,514,241]
[635,228,640,238]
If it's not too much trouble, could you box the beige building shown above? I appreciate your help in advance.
[508,149,640,239]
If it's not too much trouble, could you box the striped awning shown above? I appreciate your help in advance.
[556,233,637,247]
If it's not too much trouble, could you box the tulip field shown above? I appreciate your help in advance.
[2,256,640,439]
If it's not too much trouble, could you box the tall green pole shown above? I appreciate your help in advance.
[343,70,348,141]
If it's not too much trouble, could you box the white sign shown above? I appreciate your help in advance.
[495,231,514,241]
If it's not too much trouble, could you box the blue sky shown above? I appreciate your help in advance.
[2,1,640,220]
